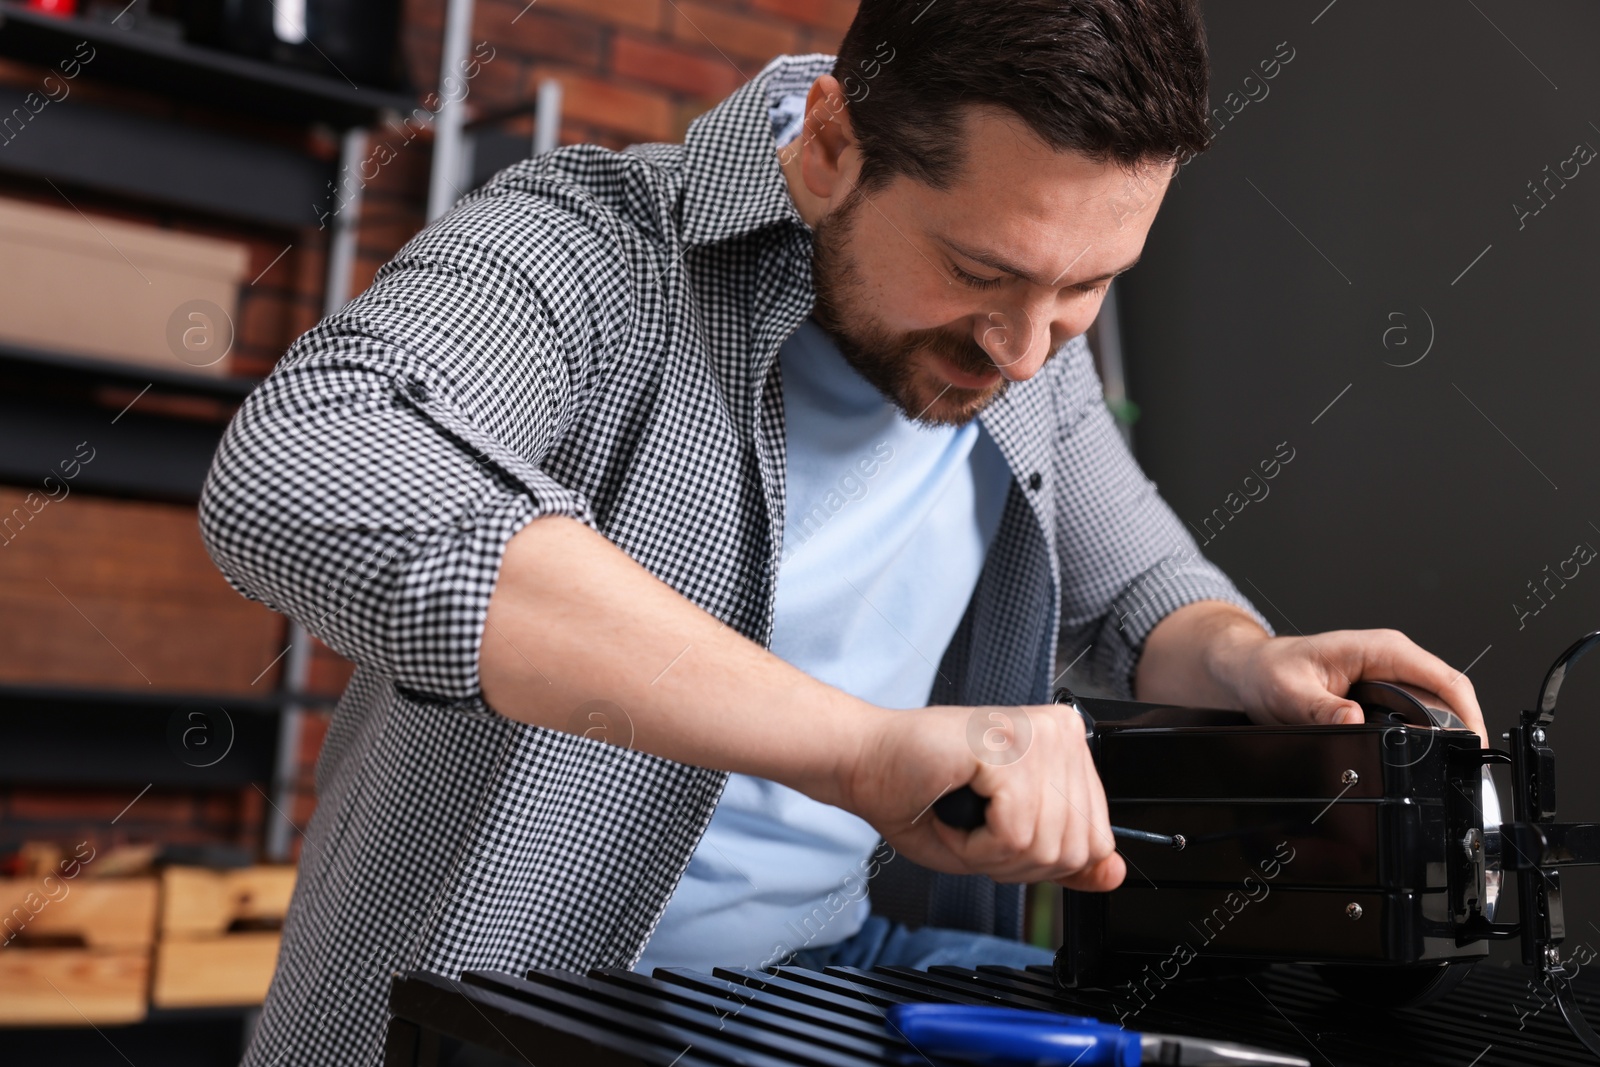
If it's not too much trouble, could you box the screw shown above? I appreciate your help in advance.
[1534,728,1547,744]
[1341,769,1360,786]
[1346,903,1363,921]
[1546,945,1562,968]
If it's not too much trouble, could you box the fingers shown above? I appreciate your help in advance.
[1354,628,1489,745]
[1056,852,1126,893]
[944,705,1118,886]
[1302,690,1365,727]
[1245,629,1489,746]
[1229,634,1360,728]
[1077,748,1116,876]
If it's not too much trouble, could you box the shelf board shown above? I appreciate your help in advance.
[0,1008,253,1064]
[0,682,336,713]
[0,341,268,501]
[0,3,417,128]
[0,338,262,401]
[0,683,335,787]
[0,690,277,787]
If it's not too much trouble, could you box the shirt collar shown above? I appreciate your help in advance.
[680,54,835,247]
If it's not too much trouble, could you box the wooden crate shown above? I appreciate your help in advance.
[151,933,282,1008]
[151,866,295,1008]
[0,877,158,1026]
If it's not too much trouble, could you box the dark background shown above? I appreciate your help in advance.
[1119,0,1600,953]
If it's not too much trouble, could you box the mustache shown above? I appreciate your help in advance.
[896,327,999,381]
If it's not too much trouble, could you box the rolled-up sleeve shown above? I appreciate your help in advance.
[1052,335,1275,699]
[199,171,630,708]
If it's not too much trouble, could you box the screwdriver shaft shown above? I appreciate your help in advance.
[1112,825,1186,850]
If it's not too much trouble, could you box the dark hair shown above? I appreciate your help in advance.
[832,0,1211,191]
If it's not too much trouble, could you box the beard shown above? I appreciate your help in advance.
[808,187,1011,428]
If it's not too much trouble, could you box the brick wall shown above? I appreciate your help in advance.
[406,0,852,144]
[1,1,856,863]
[356,0,858,293]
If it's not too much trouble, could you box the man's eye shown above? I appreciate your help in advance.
[1076,282,1109,297]
[950,263,1006,289]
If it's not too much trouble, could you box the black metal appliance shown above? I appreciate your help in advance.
[935,630,1600,1055]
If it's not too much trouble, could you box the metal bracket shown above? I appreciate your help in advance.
[1509,631,1600,1057]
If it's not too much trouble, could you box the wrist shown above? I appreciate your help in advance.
[782,692,892,811]
[1202,613,1272,707]
[1136,600,1270,707]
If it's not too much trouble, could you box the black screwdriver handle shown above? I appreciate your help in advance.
[929,694,1100,833]
[932,784,1186,850]
[932,785,989,830]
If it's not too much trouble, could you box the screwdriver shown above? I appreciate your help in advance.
[889,1003,1311,1066]
[934,785,1185,849]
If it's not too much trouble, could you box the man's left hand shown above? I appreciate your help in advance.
[1135,603,1489,745]
[1214,626,1489,745]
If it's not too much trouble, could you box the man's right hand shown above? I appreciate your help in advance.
[830,703,1126,892]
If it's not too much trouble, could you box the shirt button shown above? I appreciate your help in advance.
[1027,472,1043,491]
[404,377,429,402]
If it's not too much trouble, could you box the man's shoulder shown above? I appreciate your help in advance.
[469,142,686,235]
[399,142,692,315]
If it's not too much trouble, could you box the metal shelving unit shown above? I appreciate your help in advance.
[0,3,418,231]
[0,3,572,1055]
[0,3,416,124]
[0,3,455,861]
[0,0,541,874]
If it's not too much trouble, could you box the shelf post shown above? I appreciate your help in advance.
[534,77,562,157]
[265,622,312,862]
[323,127,368,314]
[427,0,476,222]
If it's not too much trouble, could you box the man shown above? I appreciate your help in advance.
[200,1,1487,1062]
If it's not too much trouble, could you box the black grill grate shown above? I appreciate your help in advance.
[386,961,1600,1066]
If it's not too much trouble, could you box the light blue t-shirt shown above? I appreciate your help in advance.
[634,319,1010,972]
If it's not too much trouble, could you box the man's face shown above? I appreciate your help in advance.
[806,104,1173,427]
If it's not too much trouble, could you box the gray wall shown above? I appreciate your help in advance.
[1115,0,1600,950]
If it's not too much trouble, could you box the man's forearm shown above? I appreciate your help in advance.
[1131,600,1269,707]
[480,515,881,806]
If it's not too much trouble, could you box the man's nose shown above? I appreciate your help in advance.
[975,307,1055,381]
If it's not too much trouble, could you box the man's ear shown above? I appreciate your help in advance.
[796,74,858,202]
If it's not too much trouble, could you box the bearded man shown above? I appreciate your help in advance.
[200,2,1487,1062]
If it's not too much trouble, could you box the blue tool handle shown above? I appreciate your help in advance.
[892,1004,1107,1029]
[888,1003,1140,1067]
